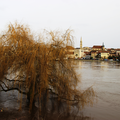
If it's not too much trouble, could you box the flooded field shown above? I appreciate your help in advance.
[75,60,120,120]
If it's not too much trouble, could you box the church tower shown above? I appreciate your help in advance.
[80,37,82,49]
[102,42,105,51]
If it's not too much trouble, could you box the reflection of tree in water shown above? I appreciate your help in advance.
[0,91,94,120]
[0,23,95,120]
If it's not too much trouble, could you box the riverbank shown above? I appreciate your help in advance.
[0,89,93,120]
[74,59,120,62]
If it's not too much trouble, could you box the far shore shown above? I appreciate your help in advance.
[69,59,120,62]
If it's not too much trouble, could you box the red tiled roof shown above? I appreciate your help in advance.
[107,48,111,50]
[92,46,102,48]
[84,52,91,55]
[99,51,109,53]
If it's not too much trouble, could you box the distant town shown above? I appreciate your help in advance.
[67,37,120,61]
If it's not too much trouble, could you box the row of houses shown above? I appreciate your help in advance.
[66,45,120,59]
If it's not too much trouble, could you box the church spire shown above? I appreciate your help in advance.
[102,42,104,47]
[80,37,82,49]
[102,42,105,50]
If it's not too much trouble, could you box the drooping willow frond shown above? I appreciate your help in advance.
[0,23,95,115]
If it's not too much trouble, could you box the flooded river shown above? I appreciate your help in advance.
[75,60,120,120]
[0,60,120,120]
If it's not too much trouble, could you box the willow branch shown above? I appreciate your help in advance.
[47,88,81,102]
[0,84,27,95]
[0,80,9,89]
[5,77,25,82]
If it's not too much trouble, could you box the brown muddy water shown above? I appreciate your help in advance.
[75,61,120,120]
[0,61,120,120]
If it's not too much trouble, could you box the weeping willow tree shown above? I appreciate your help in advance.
[0,23,95,119]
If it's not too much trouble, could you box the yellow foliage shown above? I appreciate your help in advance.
[0,23,95,115]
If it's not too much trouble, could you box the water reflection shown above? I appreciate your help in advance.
[0,60,120,120]
[75,60,120,120]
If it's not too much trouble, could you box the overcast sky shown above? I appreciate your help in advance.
[0,0,120,48]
